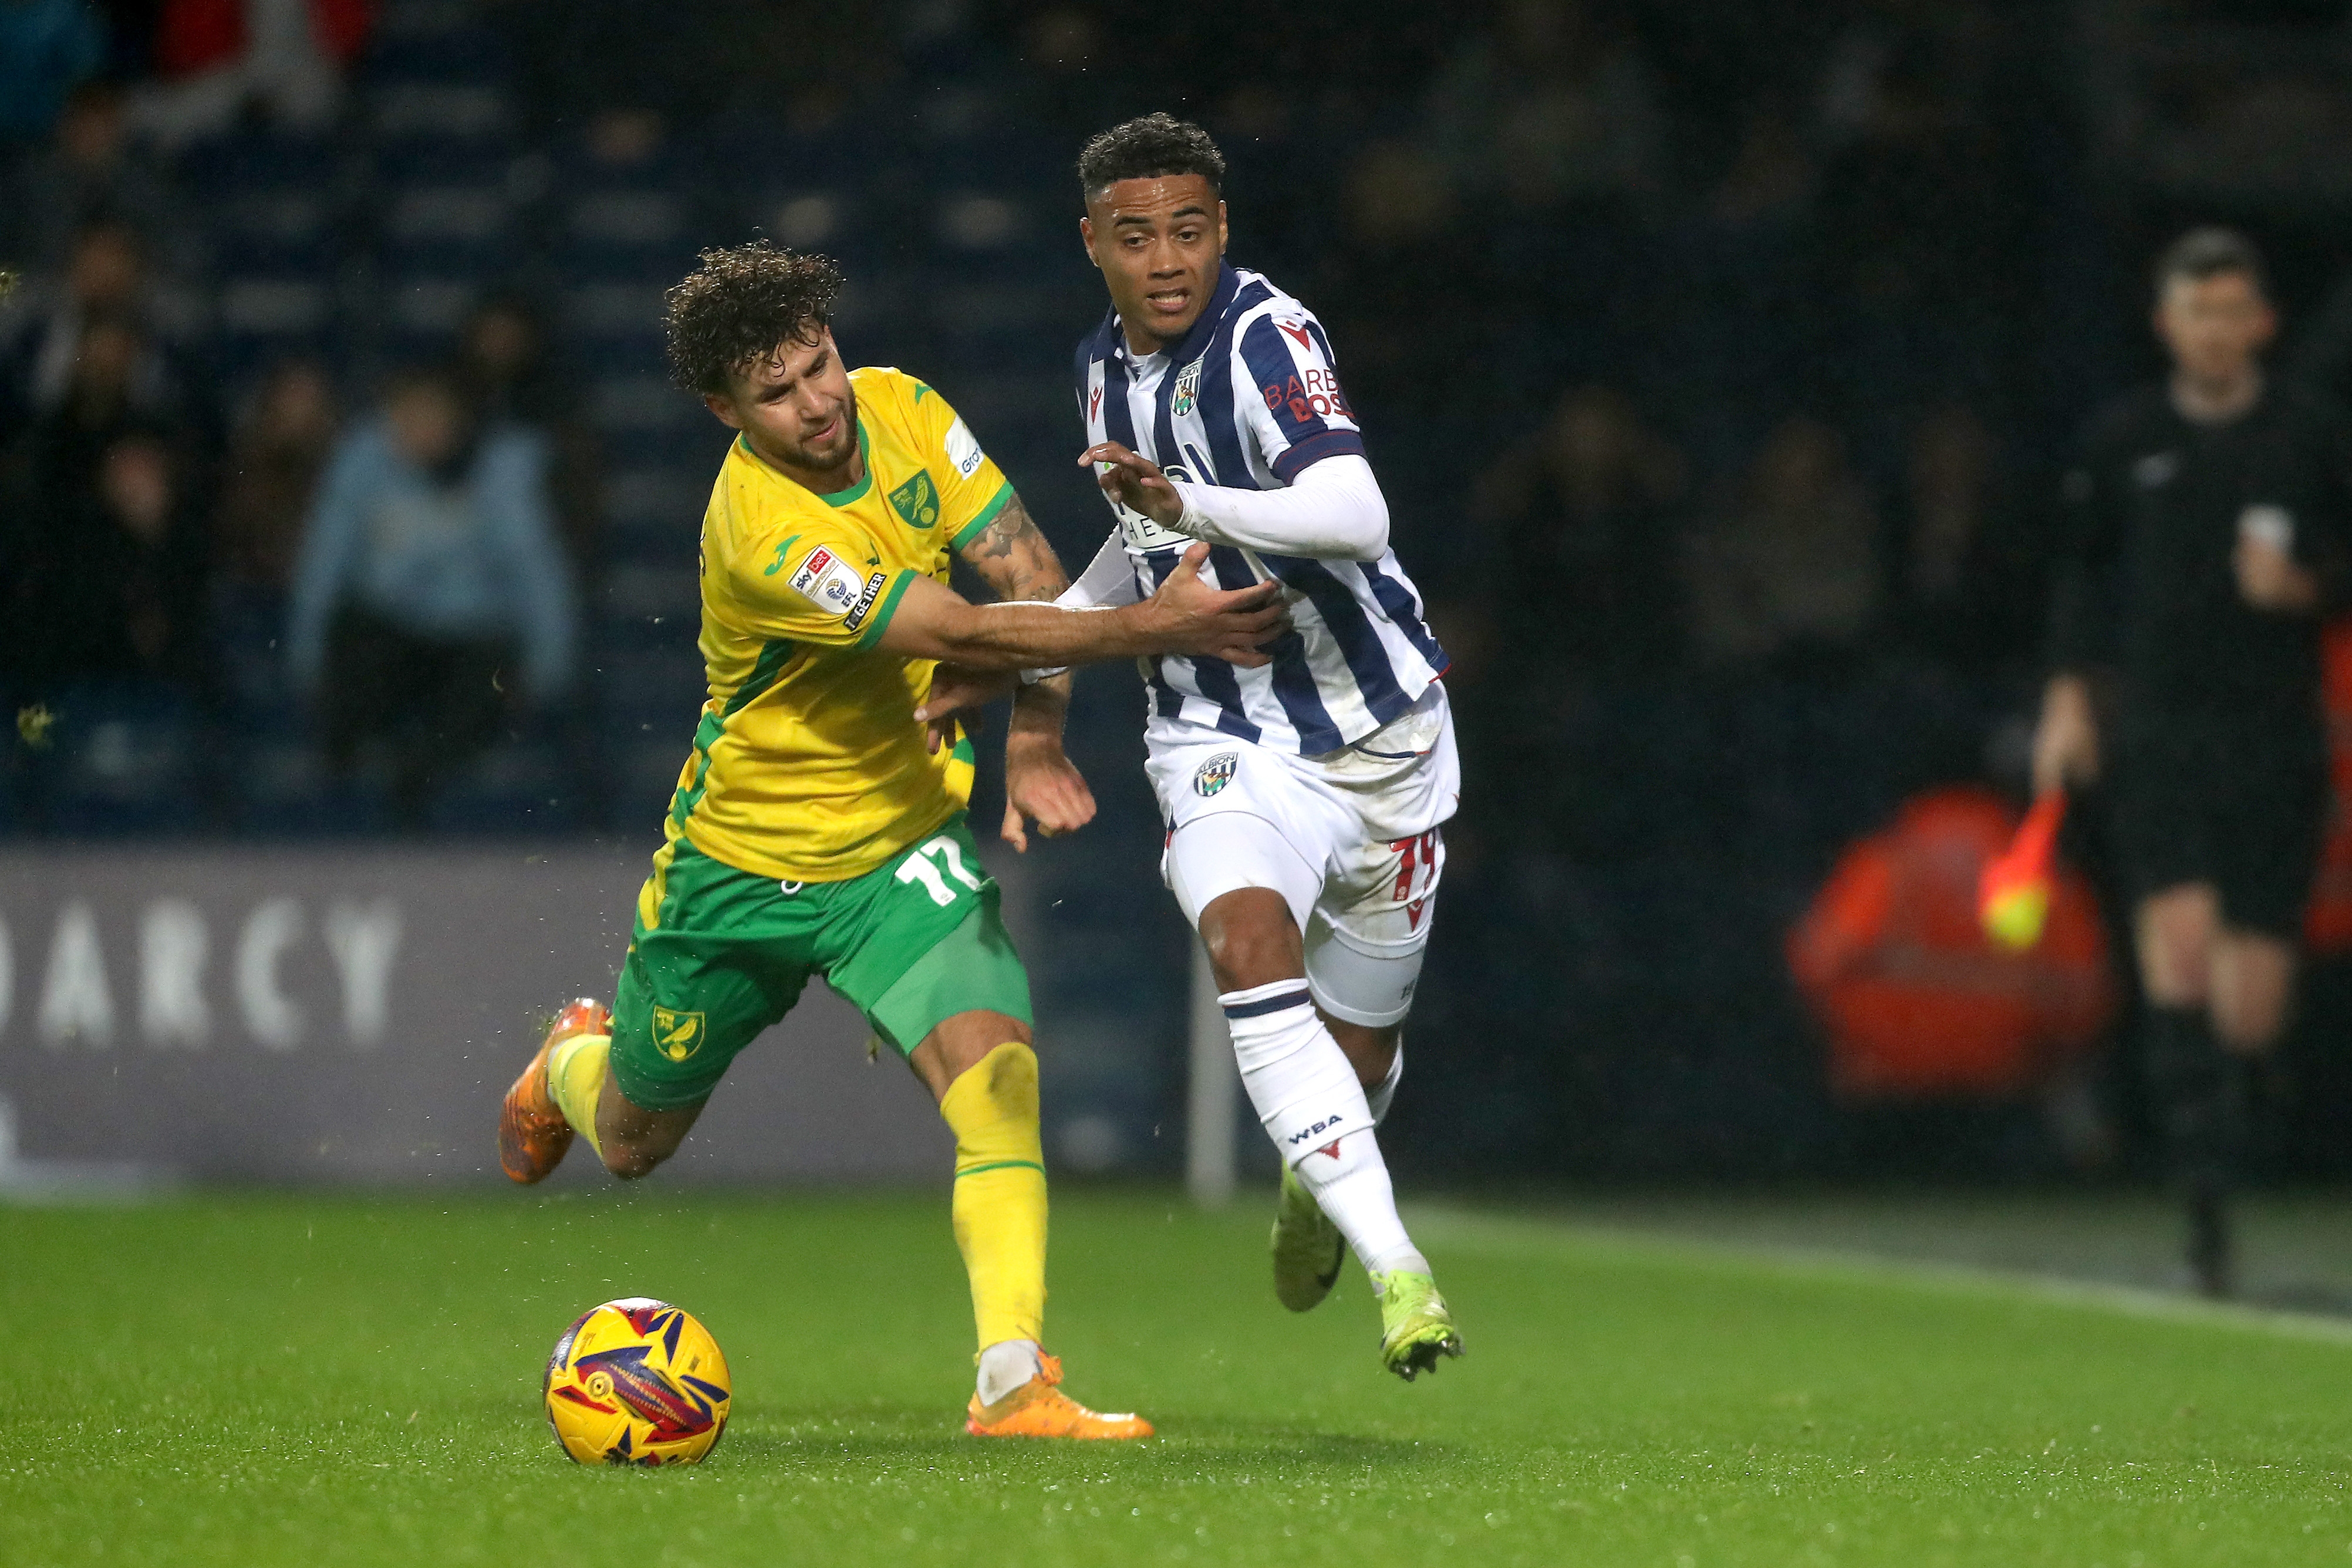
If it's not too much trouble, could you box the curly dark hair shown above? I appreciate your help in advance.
[1077,113,1226,200]
[664,242,845,397]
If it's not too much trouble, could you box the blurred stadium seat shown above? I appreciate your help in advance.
[29,684,205,837]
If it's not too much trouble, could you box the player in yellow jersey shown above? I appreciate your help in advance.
[497,242,1284,1439]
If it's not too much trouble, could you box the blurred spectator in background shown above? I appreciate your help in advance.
[2286,259,2352,413]
[1013,5,1117,138]
[0,217,210,446]
[2,412,210,698]
[457,293,599,576]
[493,0,870,133]
[1475,384,1689,678]
[1894,403,2041,675]
[8,307,207,510]
[1813,25,2021,457]
[1425,0,1668,218]
[1657,104,1820,472]
[1683,415,1882,666]
[1311,138,1476,445]
[214,356,336,593]
[1,80,196,282]
[127,0,371,148]
[0,0,106,146]
[1788,785,2117,1163]
[287,363,575,827]
[2,303,217,707]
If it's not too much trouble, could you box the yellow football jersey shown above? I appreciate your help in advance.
[654,366,1013,888]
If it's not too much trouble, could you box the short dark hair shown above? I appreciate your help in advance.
[2155,226,2267,297]
[664,241,844,397]
[1077,113,1226,200]
[382,360,472,409]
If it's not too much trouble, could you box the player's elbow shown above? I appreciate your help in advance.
[1315,456,1389,559]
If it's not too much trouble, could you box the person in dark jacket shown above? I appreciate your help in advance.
[2033,227,2352,1296]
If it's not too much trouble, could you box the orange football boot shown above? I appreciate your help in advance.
[498,998,610,1184]
[965,1354,1153,1439]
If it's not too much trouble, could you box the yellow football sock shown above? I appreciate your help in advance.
[546,1032,611,1164]
[940,1041,1048,1352]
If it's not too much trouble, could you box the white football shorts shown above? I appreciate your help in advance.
[1149,681,1459,1028]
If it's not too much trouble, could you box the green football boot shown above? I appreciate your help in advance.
[1271,1163,1346,1312]
[1374,1269,1463,1381]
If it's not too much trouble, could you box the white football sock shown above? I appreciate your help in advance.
[1222,981,1428,1278]
[1366,1041,1403,1125]
[975,1338,1044,1407]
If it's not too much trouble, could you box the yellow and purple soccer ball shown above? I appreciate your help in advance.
[542,1297,731,1466]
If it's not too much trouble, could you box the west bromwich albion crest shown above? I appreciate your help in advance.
[1172,358,1203,417]
[1193,751,1238,797]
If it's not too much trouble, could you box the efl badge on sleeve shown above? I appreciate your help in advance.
[651,1008,706,1063]
[1193,751,1239,797]
[787,547,866,621]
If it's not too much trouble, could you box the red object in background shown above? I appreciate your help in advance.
[2306,617,2352,951]
[156,0,245,76]
[1789,786,2117,1098]
[154,0,374,76]
[311,0,374,64]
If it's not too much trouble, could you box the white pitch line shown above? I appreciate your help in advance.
[1405,1205,2352,1349]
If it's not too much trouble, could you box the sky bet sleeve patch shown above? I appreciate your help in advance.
[787,546,888,630]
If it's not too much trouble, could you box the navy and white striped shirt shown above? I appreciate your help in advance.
[1074,262,1449,756]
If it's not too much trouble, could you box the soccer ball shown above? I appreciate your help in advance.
[542,1297,731,1466]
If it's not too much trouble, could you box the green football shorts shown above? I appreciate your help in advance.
[609,814,1033,1111]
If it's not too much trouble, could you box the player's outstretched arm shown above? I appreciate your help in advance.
[947,491,1097,850]
[1079,440,1390,562]
[878,543,1285,671]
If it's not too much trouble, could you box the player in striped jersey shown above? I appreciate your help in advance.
[931,114,1462,1379]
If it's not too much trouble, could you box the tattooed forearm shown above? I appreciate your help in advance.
[959,492,1072,604]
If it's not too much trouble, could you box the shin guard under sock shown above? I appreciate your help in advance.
[546,1032,611,1164]
[1366,1042,1403,1126]
[1223,981,1426,1277]
[2145,1005,2243,1285]
[940,1042,1049,1359]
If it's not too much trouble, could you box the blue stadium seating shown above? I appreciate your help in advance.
[600,461,718,559]
[421,736,582,834]
[30,683,207,837]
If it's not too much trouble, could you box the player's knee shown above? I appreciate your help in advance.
[598,1131,675,1180]
[2211,1001,2280,1055]
[601,1144,664,1181]
[2138,895,2215,1004]
[1204,922,1302,991]
[2211,944,2294,1053]
[1200,890,1305,990]
[2141,951,2208,1008]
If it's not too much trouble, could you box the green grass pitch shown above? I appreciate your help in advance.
[5,1189,2349,1566]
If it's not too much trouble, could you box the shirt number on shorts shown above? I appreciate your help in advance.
[1391,830,1441,904]
[896,835,986,907]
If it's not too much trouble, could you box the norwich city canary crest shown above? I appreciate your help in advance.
[889,471,940,529]
[652,1008,706,1062]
